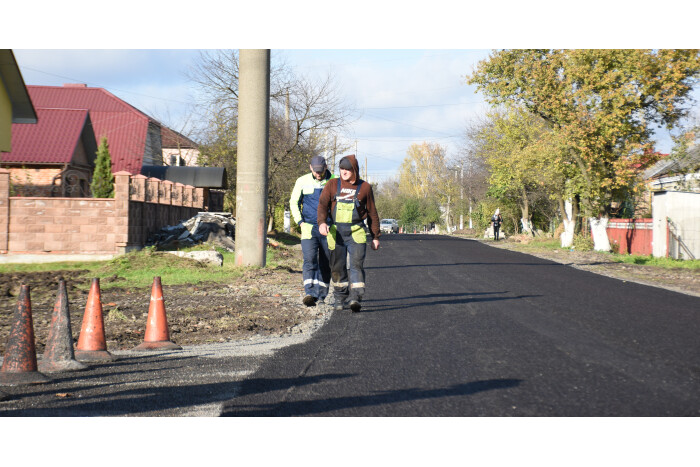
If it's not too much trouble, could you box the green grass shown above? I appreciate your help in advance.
[503,236,700,270]
[612,254,700,269]
[0,244,299,290]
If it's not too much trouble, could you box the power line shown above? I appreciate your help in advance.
[20,66,194,106]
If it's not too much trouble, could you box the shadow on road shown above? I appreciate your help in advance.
[359,292,542,313]
[221,378,523,416]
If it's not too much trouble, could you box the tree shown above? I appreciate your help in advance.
[464,107,564,234]
[91,136,114,198]
[468,49,700,249]
[189,50,354,228]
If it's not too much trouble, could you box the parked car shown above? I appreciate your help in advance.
[380,218,399,234]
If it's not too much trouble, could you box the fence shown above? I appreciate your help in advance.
[606,218,653,255]
[0,170,212,256]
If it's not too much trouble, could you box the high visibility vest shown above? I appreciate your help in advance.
[327,180,367,249]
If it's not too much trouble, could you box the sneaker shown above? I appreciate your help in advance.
[333,300,344,312]
[303,295,317,307]
[349,300,362,313]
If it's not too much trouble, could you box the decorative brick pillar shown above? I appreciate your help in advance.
[172,183,183,206]
[0,169,9,253]
[195,187,205,210]
[184,185,193,207]
[160,180,173,205]
[130,174,147,202]
[113,171,131,254]
[146,177,160,203]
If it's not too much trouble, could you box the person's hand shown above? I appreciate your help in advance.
[371,239,379,250]
[319,223,329,236]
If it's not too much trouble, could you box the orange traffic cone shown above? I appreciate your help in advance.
[133,277,181,351]
[39,279,88,373]
[75,278,117,362]
[0,285,50,386]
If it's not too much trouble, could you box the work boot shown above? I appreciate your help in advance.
[349,300,362,313]
[303,295,317,307]
[333,299,344,312]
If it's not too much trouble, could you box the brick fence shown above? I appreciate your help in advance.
[0,169,210,256]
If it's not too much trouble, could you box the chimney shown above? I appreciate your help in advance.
[63,83,87,88]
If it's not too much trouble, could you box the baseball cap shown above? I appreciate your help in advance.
[310,156,327,173]
[339,157,353,170]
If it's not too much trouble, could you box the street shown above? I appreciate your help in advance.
[222,234,700,416]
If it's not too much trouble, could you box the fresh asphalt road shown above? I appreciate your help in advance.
[222,234,700,416]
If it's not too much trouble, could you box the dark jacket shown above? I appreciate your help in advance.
[317,155,381,239]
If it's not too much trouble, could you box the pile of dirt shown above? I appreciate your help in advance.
[0,264,319,355]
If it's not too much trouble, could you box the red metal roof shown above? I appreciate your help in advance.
[1,108,90,165]
[26,85,152,173]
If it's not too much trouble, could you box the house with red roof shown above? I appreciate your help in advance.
[26,84,164,174]
[161,125,200,167]
[1,107,97,196]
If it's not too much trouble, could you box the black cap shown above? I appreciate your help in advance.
[339,158,353,170]
[310,156,326,173]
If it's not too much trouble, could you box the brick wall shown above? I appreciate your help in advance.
[0,169,207,256]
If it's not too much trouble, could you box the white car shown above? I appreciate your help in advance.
[380,218,399,234]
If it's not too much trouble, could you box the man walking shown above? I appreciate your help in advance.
[290,155,335,306]
[491,208,503,241]
[317,155,380,313]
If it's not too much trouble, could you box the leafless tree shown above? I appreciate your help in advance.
[188,50,355,225]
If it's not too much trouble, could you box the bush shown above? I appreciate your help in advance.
[572,234,594,251]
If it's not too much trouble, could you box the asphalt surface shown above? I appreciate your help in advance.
[221,234,700,416]
[1,234,698,416]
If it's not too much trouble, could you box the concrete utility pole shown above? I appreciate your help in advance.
[235,49,271,267]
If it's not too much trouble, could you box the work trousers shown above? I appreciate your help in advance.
[301,225,331,300]
[329,223,367,303]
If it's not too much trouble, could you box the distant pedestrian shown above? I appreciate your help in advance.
[317,155,380,313]
[491,208,503,241]
[290,155,335,307]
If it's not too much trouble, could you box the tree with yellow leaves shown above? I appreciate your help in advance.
[468,49,700,249]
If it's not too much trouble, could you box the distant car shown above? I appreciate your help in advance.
[380,218,399,234]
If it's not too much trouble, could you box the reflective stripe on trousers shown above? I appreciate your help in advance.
[301,225,331,300]
[329,223,367,302]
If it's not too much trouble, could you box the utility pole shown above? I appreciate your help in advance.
[235,49,270,267]
[459,165,464,230]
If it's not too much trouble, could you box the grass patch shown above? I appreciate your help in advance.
[612,254,700,270]
[1,244,300,291]
[503,237,564,251]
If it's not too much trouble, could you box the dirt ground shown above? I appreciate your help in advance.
[0,253,320,355]
[1,235,698,355]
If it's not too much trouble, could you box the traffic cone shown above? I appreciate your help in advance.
[38,279,88,373]
[133,277,181,351]
[75,278,117,362]
[0,285,51,386]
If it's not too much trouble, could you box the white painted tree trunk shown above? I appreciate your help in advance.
[589,217,611,251]
[560,199,575,248]
[521,218,533,235]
